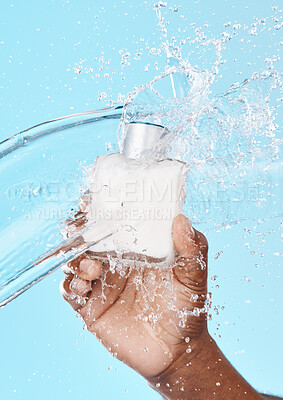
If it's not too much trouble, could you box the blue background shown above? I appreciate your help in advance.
[0,1,282,399]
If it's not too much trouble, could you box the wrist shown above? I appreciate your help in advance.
[147,329,263,400]
[147,329,212,399]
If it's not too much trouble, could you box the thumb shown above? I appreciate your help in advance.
[172,214,208,258]
[172,214,208,288]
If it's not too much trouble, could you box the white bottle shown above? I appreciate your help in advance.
[83,122,187,267]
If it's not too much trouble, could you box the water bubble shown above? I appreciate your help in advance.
[214,251,223,260]
[214,306,220,315]
[98,92,107,101]
[74,64,83,74]
[249,27,258,36]
[155,1,167,7]
[179,320,185,328]
[105,142,112,151]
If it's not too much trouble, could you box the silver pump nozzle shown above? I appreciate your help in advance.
[122,122,169,159]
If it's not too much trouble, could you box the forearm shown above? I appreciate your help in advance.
[148,330,265,400]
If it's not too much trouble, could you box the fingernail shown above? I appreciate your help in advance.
[70,277,91,293]
[70,278,78,291]
[80,258,95,274]
[184,218,195,237]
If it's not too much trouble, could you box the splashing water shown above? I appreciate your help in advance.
[90,6,282,333]
[118,54,281,229]
[0,3,281,329]
[79,47,281,333]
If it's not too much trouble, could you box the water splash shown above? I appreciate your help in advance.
[59,5,283,329]
[0,3,281,319]
[117,52,281,228]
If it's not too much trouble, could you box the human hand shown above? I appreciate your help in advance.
[60,210,279,400]
[60,214,209,378]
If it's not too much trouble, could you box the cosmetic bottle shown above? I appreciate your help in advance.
[83,122,187,267]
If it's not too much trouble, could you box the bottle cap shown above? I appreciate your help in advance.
[122,122,169,159]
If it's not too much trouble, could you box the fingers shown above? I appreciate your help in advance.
[172,214,208,290]
[60,213,87,239]
[78,194,89,212]
[60,254,103,311]
[61,256,128,326]
[60,274,91,311]
[79,269,128,329]
[66,254,103,281]
[60,192,90,239]
[62,264,72,275]
[172,214,208,258]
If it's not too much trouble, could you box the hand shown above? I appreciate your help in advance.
[60,214,209,378]
[60,211,280,399]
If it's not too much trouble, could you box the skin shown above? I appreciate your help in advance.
[60,214,281,399]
